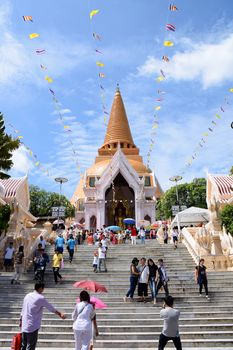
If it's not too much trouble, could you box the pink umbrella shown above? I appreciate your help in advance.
[73,280,108,293]
[76,296,107,309]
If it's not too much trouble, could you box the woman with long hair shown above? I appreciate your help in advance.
[124,257,140,302]
[72,290,98,350]
[147,258,158,304]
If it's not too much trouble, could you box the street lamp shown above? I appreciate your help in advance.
[169,175,182,205]
[169,175,183,235]
[55,177,68,226]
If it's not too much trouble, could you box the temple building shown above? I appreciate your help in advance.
[71,88,163,230]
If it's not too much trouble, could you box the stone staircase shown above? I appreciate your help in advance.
[0,240,233,349]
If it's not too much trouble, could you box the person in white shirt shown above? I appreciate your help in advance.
[39,235,46,250]
[72,290,98,350]
[171,228,179,249]
[158,295,182,350]
[98,242,107,272]
[139,227,146,244]
[4,242,15,271]
[137,257,150,302]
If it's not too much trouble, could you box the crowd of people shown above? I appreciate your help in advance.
[124,257,169,304]
[3,224,211,350]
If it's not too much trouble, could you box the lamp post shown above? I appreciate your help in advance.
[169,175,183,205]
[169,175,183,235]
[55,177,68,227]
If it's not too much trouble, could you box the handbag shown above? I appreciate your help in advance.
[11,332,22,350]
[60,258,64,269]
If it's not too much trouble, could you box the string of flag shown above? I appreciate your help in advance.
[147,3,179,168]
[4,117,55,179]
[87,2,109,126]
[22,14,81,173]
[179,88,233,174]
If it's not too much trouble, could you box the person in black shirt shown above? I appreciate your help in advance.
[148,258,158,304]
[195,258,210,300]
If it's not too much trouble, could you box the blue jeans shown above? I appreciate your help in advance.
[149,277,156,299]
[141,236,145,244]
[126,276,138,298]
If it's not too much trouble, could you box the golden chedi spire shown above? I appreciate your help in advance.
[102,85,134,147]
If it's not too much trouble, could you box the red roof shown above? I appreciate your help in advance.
[0,178,24,198]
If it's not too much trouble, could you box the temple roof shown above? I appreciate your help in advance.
[102,87,135,148]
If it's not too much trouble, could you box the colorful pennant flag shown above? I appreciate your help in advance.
[164,41,174,47]
[160,69,166,78]
[229,88,233,92]
[169,4,178,11]
[95,49,103,54]
[36,49,46,55]
[29,33,40,39]
[156,76,164,82]
[49,88,55,95]
[93,32,101,40]
[40,64,47,70]
[99,73,105,78]
[162,55,170,62]
[96,61,105,67]
[45,76,53,83]
[23,16,33,22]
[90,9,100,19]
[166,24,176,32]
[215,114,221,119]
[155,106,161,111]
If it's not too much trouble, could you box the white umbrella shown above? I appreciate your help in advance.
[53,219,64,225]
[138,219,150,227]
[171,206,209,227]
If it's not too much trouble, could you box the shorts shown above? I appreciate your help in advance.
[138,282,148,297]
[173,236,178,242]
[93,264,97,268]
[4,259,13,266]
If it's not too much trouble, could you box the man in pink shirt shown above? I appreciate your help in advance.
[21,282,66,349]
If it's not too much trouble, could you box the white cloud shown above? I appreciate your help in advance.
[138,33,233,88]
[83,110,96,117]
[11,145,34,175]
[52,109,72,116]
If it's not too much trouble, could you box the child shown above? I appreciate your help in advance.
[93,250,98,272]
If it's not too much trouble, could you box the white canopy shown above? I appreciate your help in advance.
[171,206,209,227]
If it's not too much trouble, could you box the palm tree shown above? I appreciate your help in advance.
[0,112,20,179]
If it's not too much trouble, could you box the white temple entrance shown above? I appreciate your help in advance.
[105,172,135,227]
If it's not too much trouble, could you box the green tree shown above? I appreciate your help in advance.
[156,178,207,219]
[0,113,20,179]
[220,205,233,235]
[230,166,233,175]
[0,204,11,234]
[29,185,75,218]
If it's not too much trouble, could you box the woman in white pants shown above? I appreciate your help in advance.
[72,290,97,350]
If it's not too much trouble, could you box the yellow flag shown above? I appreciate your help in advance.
[45,76,53,83]
[96,61,104,67]
[29,33,40,39]
[35,161,39,166]
[155,106,161,111]
[164,40,174,47]
[90,9,99,19]
[156,76,164,82]
[229,88,233,92]
[203,132,209,137]
[215,114,221,119]
[17,135,23,139]
[64,125,70,129]
[152,124,159,129]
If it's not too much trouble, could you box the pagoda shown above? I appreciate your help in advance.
[71,87,163,230]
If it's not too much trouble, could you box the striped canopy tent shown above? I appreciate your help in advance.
[207,174,233,206]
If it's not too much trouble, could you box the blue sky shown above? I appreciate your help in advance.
[0,0,233,198]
